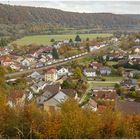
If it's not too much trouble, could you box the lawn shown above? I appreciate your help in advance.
[88,81,115,90]
[106,61,118,66]
[13,33,112,46]
[103,76,123,81]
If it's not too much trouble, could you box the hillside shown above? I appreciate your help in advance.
[0,4,140,28]
[1,4,140,38]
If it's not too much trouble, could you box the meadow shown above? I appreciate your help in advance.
[13,33,112,46]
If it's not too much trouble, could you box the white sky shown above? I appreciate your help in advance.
[0,1,140,14]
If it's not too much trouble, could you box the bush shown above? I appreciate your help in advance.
[101,78,106,81]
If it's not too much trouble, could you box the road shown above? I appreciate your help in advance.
[5,52,89,78]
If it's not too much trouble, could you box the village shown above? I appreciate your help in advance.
[0,34,140,114]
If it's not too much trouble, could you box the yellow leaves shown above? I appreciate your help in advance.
[32,112,61,139]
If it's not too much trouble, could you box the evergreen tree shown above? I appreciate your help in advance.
[69,38,73,43]
[75,35,81,42]
[0,38,8,48]
[52,47,59,59]
[86,37,89,42]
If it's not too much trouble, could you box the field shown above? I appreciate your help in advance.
[103,76,123,81]
[88,81,115,90]
[13,33,112,46]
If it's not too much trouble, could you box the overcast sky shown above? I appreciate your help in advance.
[0,1,140,14]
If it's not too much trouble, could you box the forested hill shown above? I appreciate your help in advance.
[0,3,140,28]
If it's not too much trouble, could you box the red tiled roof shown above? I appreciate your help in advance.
[44,84,60,95]
[44,67,56,74]
[93,91,117,100]
[0,56,12,62]
[90,62,103,68]
[98,105,107,113]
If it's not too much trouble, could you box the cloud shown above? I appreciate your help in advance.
[0,1,140,14]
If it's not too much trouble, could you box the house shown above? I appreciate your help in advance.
[7,90,26,108]
[30,71,42,80]
[26,92,33,101]
[39,57,46,63]
[47,54,53,60]
[42,47,52,54]
[16,56,24,63]
[90,61,103,70]
[60,89,77,99]
[122,71,131,78]
[130,70,140,78]
[129,54,140,60]
[56,76,67,84]
[43,91,68,112]
[36,84,61,105]
[57,67,69,77]
[63,40,69,44]
[92,87,117,101]
[30,50,39,58]
[99,44,107,48]
[135,38,140,43]
[97,105,107,113]
[100,67,111,75]
[0,56,13,66]
[36,62,44,68]
[122,70,140,78]
[30,81,47,93]
[0,48,9,56]
[82,98,98,111]
[83,68,96,77]
[131,58,140,64]
[37,85,77,111]
[21,59,30,67]
[120,79,138,89]
[10,64,20,70]
[44,67,58,82]
[53,41,63,49]
[111,37,118,42]
[132,46,140,54]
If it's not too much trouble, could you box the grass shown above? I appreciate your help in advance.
[106,61,118,66]
[77,56,95,65]
[88,82,115,90]
[103,76,123,81]
[13,33,112,46]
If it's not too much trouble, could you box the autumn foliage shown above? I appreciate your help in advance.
[0,98,139,139]
[0,67,140,138]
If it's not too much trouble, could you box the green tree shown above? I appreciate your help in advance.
[75,35,81,42]
[86,37,89,42]
[52,47,59,59]
[74,67,83,79]
[0,38,8,48]
[50,38,55,42]
[69,38,73,43]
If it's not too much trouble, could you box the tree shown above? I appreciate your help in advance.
[117,67,125,76]
[113,31,122,38]
[75,35,81,42]
[69,38,73,43]
[0,38,8,48]
[86,37,89,42]
[50,38,55,42]
[61,78,76,89]
[86,43,90,52]
[52,48,59,59]
[73,67,83,79]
